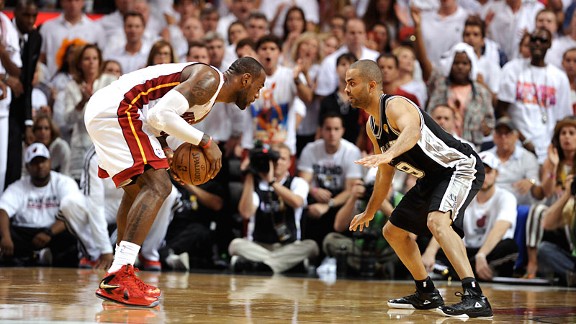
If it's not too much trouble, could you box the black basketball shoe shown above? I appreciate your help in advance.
[387,289,445,310]
[436,288,493,319]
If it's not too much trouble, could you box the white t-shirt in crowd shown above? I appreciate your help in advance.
[463,186,517,248]
[0,171,79,228]
[498,58,572,163]
[298,139,363,193]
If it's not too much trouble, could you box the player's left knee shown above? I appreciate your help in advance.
[426,212,451,235]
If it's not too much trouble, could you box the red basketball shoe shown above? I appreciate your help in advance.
[133,268,162,298]
[95,265,159,308]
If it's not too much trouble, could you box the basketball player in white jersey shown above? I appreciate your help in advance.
[346,60,493,319]
[84,57,265,307]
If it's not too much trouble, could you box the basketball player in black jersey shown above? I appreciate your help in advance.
[346,60,493,319]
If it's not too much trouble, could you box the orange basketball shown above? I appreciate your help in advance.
[171,143,210,185]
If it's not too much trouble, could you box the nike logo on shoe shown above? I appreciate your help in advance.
[99,276,120,290]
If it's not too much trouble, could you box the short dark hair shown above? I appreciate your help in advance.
[256,34,282,51]
[376,53,399,68]
[320,111,344,128]
[236,37,256,51]
[228,56,264,77]
[123,11,146,26]
[349,59,383,85]
[336,52,358,66]
[464,15,486,38]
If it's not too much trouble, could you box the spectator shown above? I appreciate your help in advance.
[235,37,257,59]
[422,151,519,281]
[98,0,134,46]
[31,113,71,176]
[426,42,495,150]
[546,10,576,69]
[217,0,254,44]
[103,11,151,74]
[298,112,363,262]
[320,33,340,59]
[59,146,178,271]
[260,1,319,38]
[525,117,576,278]
[315,18,379,97]
[462,15,503,100]
[497,28,572,164]
[487,117,543,206]
[146,40,177,66]
[419,0,468,65]
[562,48,576,115]
[229,142,318,274]
[204,31,235,71]
[5,0,41,189]
[318,53,361,146]
[377,53,420,107]
[40,0,106,77]
[200,6,220,34]
[241,35,311,156]
[174,17,205,62]
[538,173,576,286]
[281,7,307,64]
[362,0,401,44]
[0,143,79,267]
[482,0,543,60]
[63,44,115,183]
[185,41,210,64]
[429,104,475,150]
[246,12,269,43]
[392,45,427,108]
[100,59,123,78]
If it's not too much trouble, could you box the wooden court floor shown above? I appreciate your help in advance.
[0,268,575,323]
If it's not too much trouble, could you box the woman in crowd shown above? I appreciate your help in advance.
[32,113,71,175]
[146,40,177,66]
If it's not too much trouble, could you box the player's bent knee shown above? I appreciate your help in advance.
[383,222,405,241]
[427,212,451,236]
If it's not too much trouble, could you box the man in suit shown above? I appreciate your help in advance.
[5,0,41,189]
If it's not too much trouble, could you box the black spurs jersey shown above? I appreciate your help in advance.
[369,94,478,180]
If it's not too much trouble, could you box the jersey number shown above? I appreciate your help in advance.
[395,162,425,178]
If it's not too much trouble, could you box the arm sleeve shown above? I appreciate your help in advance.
[147,89,205,145]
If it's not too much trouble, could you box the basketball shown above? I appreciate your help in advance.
[171,143,210,185]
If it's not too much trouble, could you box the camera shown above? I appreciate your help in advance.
[363,182,375,200]
[249,141,280,174]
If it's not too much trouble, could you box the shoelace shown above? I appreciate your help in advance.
[120,266,148,297]
[133,268,158,293]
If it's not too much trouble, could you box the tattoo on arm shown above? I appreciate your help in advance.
[188,70,218,104]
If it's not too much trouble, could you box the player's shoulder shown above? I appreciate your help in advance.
[181,63,221,82]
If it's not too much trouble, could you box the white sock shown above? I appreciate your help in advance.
[108,241,141,273]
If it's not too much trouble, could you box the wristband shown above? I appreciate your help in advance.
[201,137,212,149]
[475,252,486,259]
[328,198,335,208]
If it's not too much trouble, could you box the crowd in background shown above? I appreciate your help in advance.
[0,0,575,286]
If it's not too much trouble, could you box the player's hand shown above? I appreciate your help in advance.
[0,236,14,257]
[475,254,493,281]
[94,253,114,270]
[349,211,374,232]
[202,140,222,179]
[32,231,51,249]
[355,153,392,168]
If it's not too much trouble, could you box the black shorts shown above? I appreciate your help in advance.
[389,158,485,238]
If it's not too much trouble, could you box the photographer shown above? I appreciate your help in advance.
[228,143,319,274]
[538,174,576,286]
[322,167,401,277]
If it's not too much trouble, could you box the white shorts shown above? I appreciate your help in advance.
[84,86,168,187]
